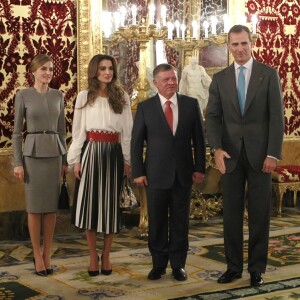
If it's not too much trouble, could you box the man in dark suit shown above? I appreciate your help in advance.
[205,25,284,287]
[131,63,206,281]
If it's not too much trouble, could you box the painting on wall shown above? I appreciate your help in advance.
[199,44,228,68]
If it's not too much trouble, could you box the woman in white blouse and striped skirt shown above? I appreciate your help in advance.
[67,54,133,276]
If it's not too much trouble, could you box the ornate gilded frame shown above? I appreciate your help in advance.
[77,0,91,92]
[76,0,103,92]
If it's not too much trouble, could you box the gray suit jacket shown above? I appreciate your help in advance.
[131,94,206,189]
[205,59,284,172]
[13,88,67,167]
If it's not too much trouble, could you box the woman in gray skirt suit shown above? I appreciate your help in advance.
[68,54,132,276]
[13,54,68,276]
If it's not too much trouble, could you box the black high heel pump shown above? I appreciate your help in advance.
[101,255,112,275]
[33,258,47,276]
[88,255,100,276]
[46,268,54,275]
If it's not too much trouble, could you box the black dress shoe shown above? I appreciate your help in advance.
[147,268,166,280]
[172,268,187,281]
[217,269,242,283]
[250,272,264,287]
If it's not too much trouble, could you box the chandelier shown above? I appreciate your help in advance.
[97,3,258,107]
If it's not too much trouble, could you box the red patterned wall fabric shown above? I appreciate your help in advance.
[0,0,77,150]
[246,0,300,136]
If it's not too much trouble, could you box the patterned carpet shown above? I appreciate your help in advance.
[0,207,299,300]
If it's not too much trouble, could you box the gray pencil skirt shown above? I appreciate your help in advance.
[24,156,62,213]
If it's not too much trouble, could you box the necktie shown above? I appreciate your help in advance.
[237,66,246,115]
[164,100,173,132]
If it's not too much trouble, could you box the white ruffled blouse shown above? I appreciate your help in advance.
[67,90,133,166]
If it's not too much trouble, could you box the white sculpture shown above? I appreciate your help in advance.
[135,62,157,97]
[179,57,212,113]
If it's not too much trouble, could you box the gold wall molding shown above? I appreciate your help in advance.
[76,0,90,92]
[77,0,103,92]
[0,149,12,156]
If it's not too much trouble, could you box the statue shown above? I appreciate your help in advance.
[135,62,157,98]
[179,57,212,113]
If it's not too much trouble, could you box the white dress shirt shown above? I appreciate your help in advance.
[234,57,253,99]
[158,93,178,135]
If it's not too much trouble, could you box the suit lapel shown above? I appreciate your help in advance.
[244,60,265,113]
[175,94,184,136]
[226,64,241,115]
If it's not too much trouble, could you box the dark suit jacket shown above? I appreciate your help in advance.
[205,59,284,173]
[131,94,206,189]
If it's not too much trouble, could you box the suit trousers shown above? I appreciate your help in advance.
[146,179,192,269]
[222,143,272,273]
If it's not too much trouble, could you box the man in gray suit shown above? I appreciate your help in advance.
[206,25,284,287]
[131,64,206,281]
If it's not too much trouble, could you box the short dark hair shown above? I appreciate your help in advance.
[153,63,176,79]
[228,25,252,43]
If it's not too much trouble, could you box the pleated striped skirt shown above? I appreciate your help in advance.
[71,140,124,233]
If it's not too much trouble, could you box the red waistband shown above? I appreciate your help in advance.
[86,131,120,143]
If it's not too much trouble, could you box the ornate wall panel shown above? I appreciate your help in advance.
[163,0,180,68]
[164,0,227,73]
[107,0,149,95]
[201,0,227,35]
[0,0,77,152]
[76,0,90,93]
[199,0,228,69]
[246,0,300,137]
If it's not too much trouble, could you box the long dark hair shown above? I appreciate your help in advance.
[83,54,126,113]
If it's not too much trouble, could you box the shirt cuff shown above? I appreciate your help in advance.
[267,155,279,161]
